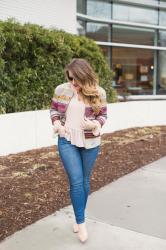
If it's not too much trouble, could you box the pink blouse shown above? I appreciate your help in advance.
[64,89,86,147]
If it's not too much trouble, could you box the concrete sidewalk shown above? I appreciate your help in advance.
[1,157,166,250]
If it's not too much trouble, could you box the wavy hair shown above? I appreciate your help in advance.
[65,58,102,114]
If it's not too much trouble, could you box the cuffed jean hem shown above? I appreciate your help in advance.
[77,220,85,224]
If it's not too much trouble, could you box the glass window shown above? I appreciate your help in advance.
[159,10,166,25]
[112,47,154,95]
[86,22,110,42]
[77,20,86,35]
[157,51,166,94]
[112,25,155,46]
[158,31,166,46]
[77,0,86,14]
[100,46,111,66]
[113,4,158,25]
[87,0,111,19]
[160,1,166,8]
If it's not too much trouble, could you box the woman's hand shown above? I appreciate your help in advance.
[81,118,101,136]
[81,118,96,130]
[53,121,67,137]
[58,125,68,137]
[53,120,61,133]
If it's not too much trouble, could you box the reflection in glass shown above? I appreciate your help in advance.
[113,4,158,25]
[77,20,86,35]
[100,46,111,66]
[77,0,86,14]
[158,51,166,94]
[86,22,110,42]
[112,47,154,95]
[87,0,111,19]
[112,25,154,46]
[158,31,166,46]
[159,10,166,25]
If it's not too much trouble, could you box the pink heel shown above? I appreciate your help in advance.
[73,223,79,233]
[77,222,88,243]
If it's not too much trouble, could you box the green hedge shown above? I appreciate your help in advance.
[0,19,117,114]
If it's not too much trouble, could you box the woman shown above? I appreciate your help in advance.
[50,58,107,243]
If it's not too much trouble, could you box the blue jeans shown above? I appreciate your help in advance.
[57,136,100,224]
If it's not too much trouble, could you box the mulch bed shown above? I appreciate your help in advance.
[0,125,166,242]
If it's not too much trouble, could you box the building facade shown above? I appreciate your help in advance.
[77,0,166,96]
[0,0,166,97]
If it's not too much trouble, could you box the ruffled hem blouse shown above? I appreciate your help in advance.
[63,85,86,147]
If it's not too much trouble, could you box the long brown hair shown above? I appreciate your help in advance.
[65,58,102,114]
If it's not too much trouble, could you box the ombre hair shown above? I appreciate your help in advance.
[65,58,102,114]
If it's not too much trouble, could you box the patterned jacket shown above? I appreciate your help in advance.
[50,82,107,148]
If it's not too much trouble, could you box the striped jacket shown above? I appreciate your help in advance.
[50,82,107,148]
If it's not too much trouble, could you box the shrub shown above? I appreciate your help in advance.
[0,19,117,114]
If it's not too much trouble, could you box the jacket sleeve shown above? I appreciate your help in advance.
[95,87,107,127]
[50,85,62,126]
[91,87,107,136]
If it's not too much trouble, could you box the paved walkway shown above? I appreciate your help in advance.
[1,157,166,250]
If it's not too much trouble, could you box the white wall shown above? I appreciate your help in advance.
[102,101,166,134]
[0,101,166,156]
[0,0,77,34]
